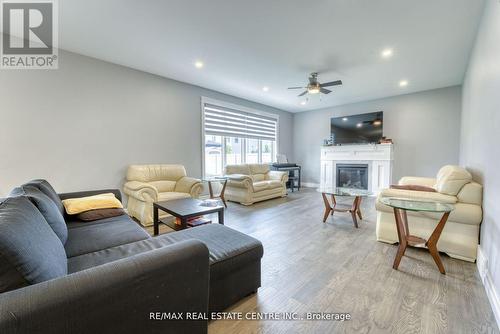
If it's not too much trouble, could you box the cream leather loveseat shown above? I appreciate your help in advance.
[224,164,288,205]
[123,164,202,226]
[376,165,483,262]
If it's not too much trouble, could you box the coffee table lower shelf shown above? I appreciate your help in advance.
[153,198,225,236]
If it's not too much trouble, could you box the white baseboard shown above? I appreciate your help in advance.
[301,182,319,188]
[477,245,500,327]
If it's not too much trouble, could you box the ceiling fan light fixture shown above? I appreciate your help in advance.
[308,85,321,94]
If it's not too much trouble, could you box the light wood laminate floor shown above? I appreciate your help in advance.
[148,188,498,334]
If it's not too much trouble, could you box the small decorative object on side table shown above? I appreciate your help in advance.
[203,176,228,208]
[153,198,224,235]
[380,197,454,274]
[318,187,371,228]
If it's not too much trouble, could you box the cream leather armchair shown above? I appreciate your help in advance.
[124,164,202,226]
[224,164,288,205]
[376,165,483,262]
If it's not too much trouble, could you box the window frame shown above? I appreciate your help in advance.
[201,97,279,178]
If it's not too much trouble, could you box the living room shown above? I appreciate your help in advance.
[0,0,499,333]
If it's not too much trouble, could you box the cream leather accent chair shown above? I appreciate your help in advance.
[224,164,288,205]
[124,164,202,226]
[376,165,483,262]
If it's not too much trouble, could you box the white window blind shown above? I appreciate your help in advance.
[203,102,277,141]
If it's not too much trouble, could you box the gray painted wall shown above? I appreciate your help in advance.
[293,86,462,184]
[460,0,500,321]
[0,50,293,196]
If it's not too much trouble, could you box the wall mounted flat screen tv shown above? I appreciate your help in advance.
[331,111,383,145]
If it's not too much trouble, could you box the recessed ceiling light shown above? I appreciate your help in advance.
[356,123,363,128]
[342,117,348,121]
[300,101,307,105]
[194,61,204,69]
[399,80,409,87]
[262,86,269,92]
[381,48,393,58]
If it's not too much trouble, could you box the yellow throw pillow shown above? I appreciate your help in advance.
[62,193,123,215]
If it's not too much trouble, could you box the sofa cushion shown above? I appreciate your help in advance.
[10,186,68,244]
[435,165,472,195]
[65,215,150,257]
[127,164,187,182]
[376,196,482,226]
[0,196,67,293]
[248,164,269,175]
[158,191,191,202]
[457,182,483,206]
[225,164,251,175]
[149,180,176,192]
[251,174,266,182]
[253,180,283,192]
[23,179,64,215]
[68,224,263,280]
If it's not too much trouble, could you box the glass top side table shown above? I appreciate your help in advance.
[317,187,372,228]
[380,197,454,274]
[202,177,228,208]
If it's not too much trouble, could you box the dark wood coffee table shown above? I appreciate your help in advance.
[153,198,224,235]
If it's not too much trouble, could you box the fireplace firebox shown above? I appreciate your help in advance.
[336,164,369,190]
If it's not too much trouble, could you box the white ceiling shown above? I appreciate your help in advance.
[59,0,484,112]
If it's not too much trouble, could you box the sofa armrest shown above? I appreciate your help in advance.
[123,181,159,202]
[267,171,288,183]
[0,239,209,334]
[398,176,437,188]
[59,189,123,203]
[379,188,457,204]
[175,177,202,198]
[390,184,436,192]
[225,174,253,190]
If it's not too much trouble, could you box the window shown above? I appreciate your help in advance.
[202,98,279,176]
[246,139,259,163]
[261,140,275,163]
[204,135,222,177]
[225,137,242,165]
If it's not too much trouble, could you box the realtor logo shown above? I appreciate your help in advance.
[1,0,58,69]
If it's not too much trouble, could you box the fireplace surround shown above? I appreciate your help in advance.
[320,143,393,193]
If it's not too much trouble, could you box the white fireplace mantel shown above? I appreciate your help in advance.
[320,143,394,194]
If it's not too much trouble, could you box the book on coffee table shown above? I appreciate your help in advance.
[176,216,211,227]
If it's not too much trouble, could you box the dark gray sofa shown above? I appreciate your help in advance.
[0,180,263,334]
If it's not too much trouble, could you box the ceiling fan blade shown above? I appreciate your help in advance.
[320,80,343,87]
[288,86,304,90]
[298,91,308,97]
[320,88,332,94]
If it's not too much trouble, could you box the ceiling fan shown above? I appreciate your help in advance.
[288,72,342,97]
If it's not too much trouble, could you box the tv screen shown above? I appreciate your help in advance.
[331,111,383,145]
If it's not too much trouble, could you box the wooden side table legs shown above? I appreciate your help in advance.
[350,196,362,228]
[208,180,228,208]
[426,212,450,274]
[392,208,409,270]
[322,192,332,222]
[392,208,450,274]
[321,193,363,228]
